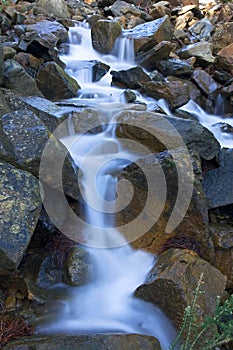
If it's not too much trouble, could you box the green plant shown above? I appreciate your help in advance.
[170,273,233,350]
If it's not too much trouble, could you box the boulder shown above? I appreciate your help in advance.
[115,110,220,160]
[216,43,233,72]
[209,224,233,289]
[192,69,219,96]
[155,58,194,77]
[18,20,68,65]
[4,334,162,350]
[111,66,151,89]
[115,150,210,258]
[212,22,233,54]
[203,148,233,209]
[149,2,171,20]
[110,0,150,21]
[189,18,214,40]
[91,20,122,54]
[36,62,80,101]
[136,41,174,71]
[0,160,41,274]
[124,15,173,55]
[35,0,71,19]
[0,109,80,200]
[65,60,110,83]
[3,59,42,96]
[135,248,227,328]
[141,78,191,109]
[63,246,90,286]
[177,42,215,66]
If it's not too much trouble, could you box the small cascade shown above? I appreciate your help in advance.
[214,93,225,115]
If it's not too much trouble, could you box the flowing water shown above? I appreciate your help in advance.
[39,21,232,349]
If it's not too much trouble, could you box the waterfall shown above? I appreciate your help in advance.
[38,21,178,350]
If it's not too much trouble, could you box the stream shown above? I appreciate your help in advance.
[38,21,232,349]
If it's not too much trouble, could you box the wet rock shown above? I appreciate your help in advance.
[216,43,233,72]
[156,58,194,77]
[65,60,110,83]
[177,42,215,66]
[18,20,68,66]
[63,246,90,286]
[0,109,80,200]
[0,44,4,86]
[91,20,122,54]
[116,149,210,258]
[115,110,220,160]
[141,78,191,109]
[203,148,233,209]
[125,15,173,55]
[136,248,227,328]
[72,108,103,134]
[192,69,219,96]
[4,334,162,350]
[36,62,80,101]
[136,41,174,71]
[209,224,233,289]
[121,89,137,103]
[111,66,151,89]
[3,59,42,96]
[0,159,41,274]
[110,0,150,21]
[189,18,214,40]
[35,0,71,19]
[212,22,233,54]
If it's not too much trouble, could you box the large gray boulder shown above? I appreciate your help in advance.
[0,160,41,274]
[177,42,215,66]
[35,0,71,19]
[3,59,42,96]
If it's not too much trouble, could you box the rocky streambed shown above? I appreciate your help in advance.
[0,0,233,349]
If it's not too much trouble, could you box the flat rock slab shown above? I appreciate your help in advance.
[4,334,162,350]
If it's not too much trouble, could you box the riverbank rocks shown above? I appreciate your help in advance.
[212,22,233,54]
[4,59,42,96]
[91,20,122,54]
[0,160,41,274]
[203,148,233,209]
[177,42,215,66]
[36,62,80,101]
[35,0,71,19]
[135,248,227,329]
[0,109,80,200]
[4,334,162,350]
[110,0,150,23]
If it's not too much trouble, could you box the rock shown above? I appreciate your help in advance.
[35,0,71,19]
[175,10,194,30]
[0,109,80,200]
[136,41,174,71]
[209,224,233,289]
[189,18,214,40]
[121,89,137,103]
[0,159,41,274]
[18,20,68,66]
[216,43,233,72]
[111,66,151,89]
[3,59,42,96]
[115,149,210,258]
[115,110,220,160]
[110,0,150,21]
[177,42,215,66]
[203,148,233,209]
[0,90,11,117]
[192,69,219,96]
[63,246,90,286]
[91,20,122,54]
[124,15,173,55]
[135,248,227,329]
[141,78,191,109]
[36,62,80,101]
[14,52,42,78]
[149,2,171,20]
[72,108,104,134]
[155,58,194,77]
[65,60,110,83]
[212,22,233,54]
[3,46,16,60]
[0,44,4,86]
[4,334,162,350]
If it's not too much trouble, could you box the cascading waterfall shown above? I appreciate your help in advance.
[38,22,178,349]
